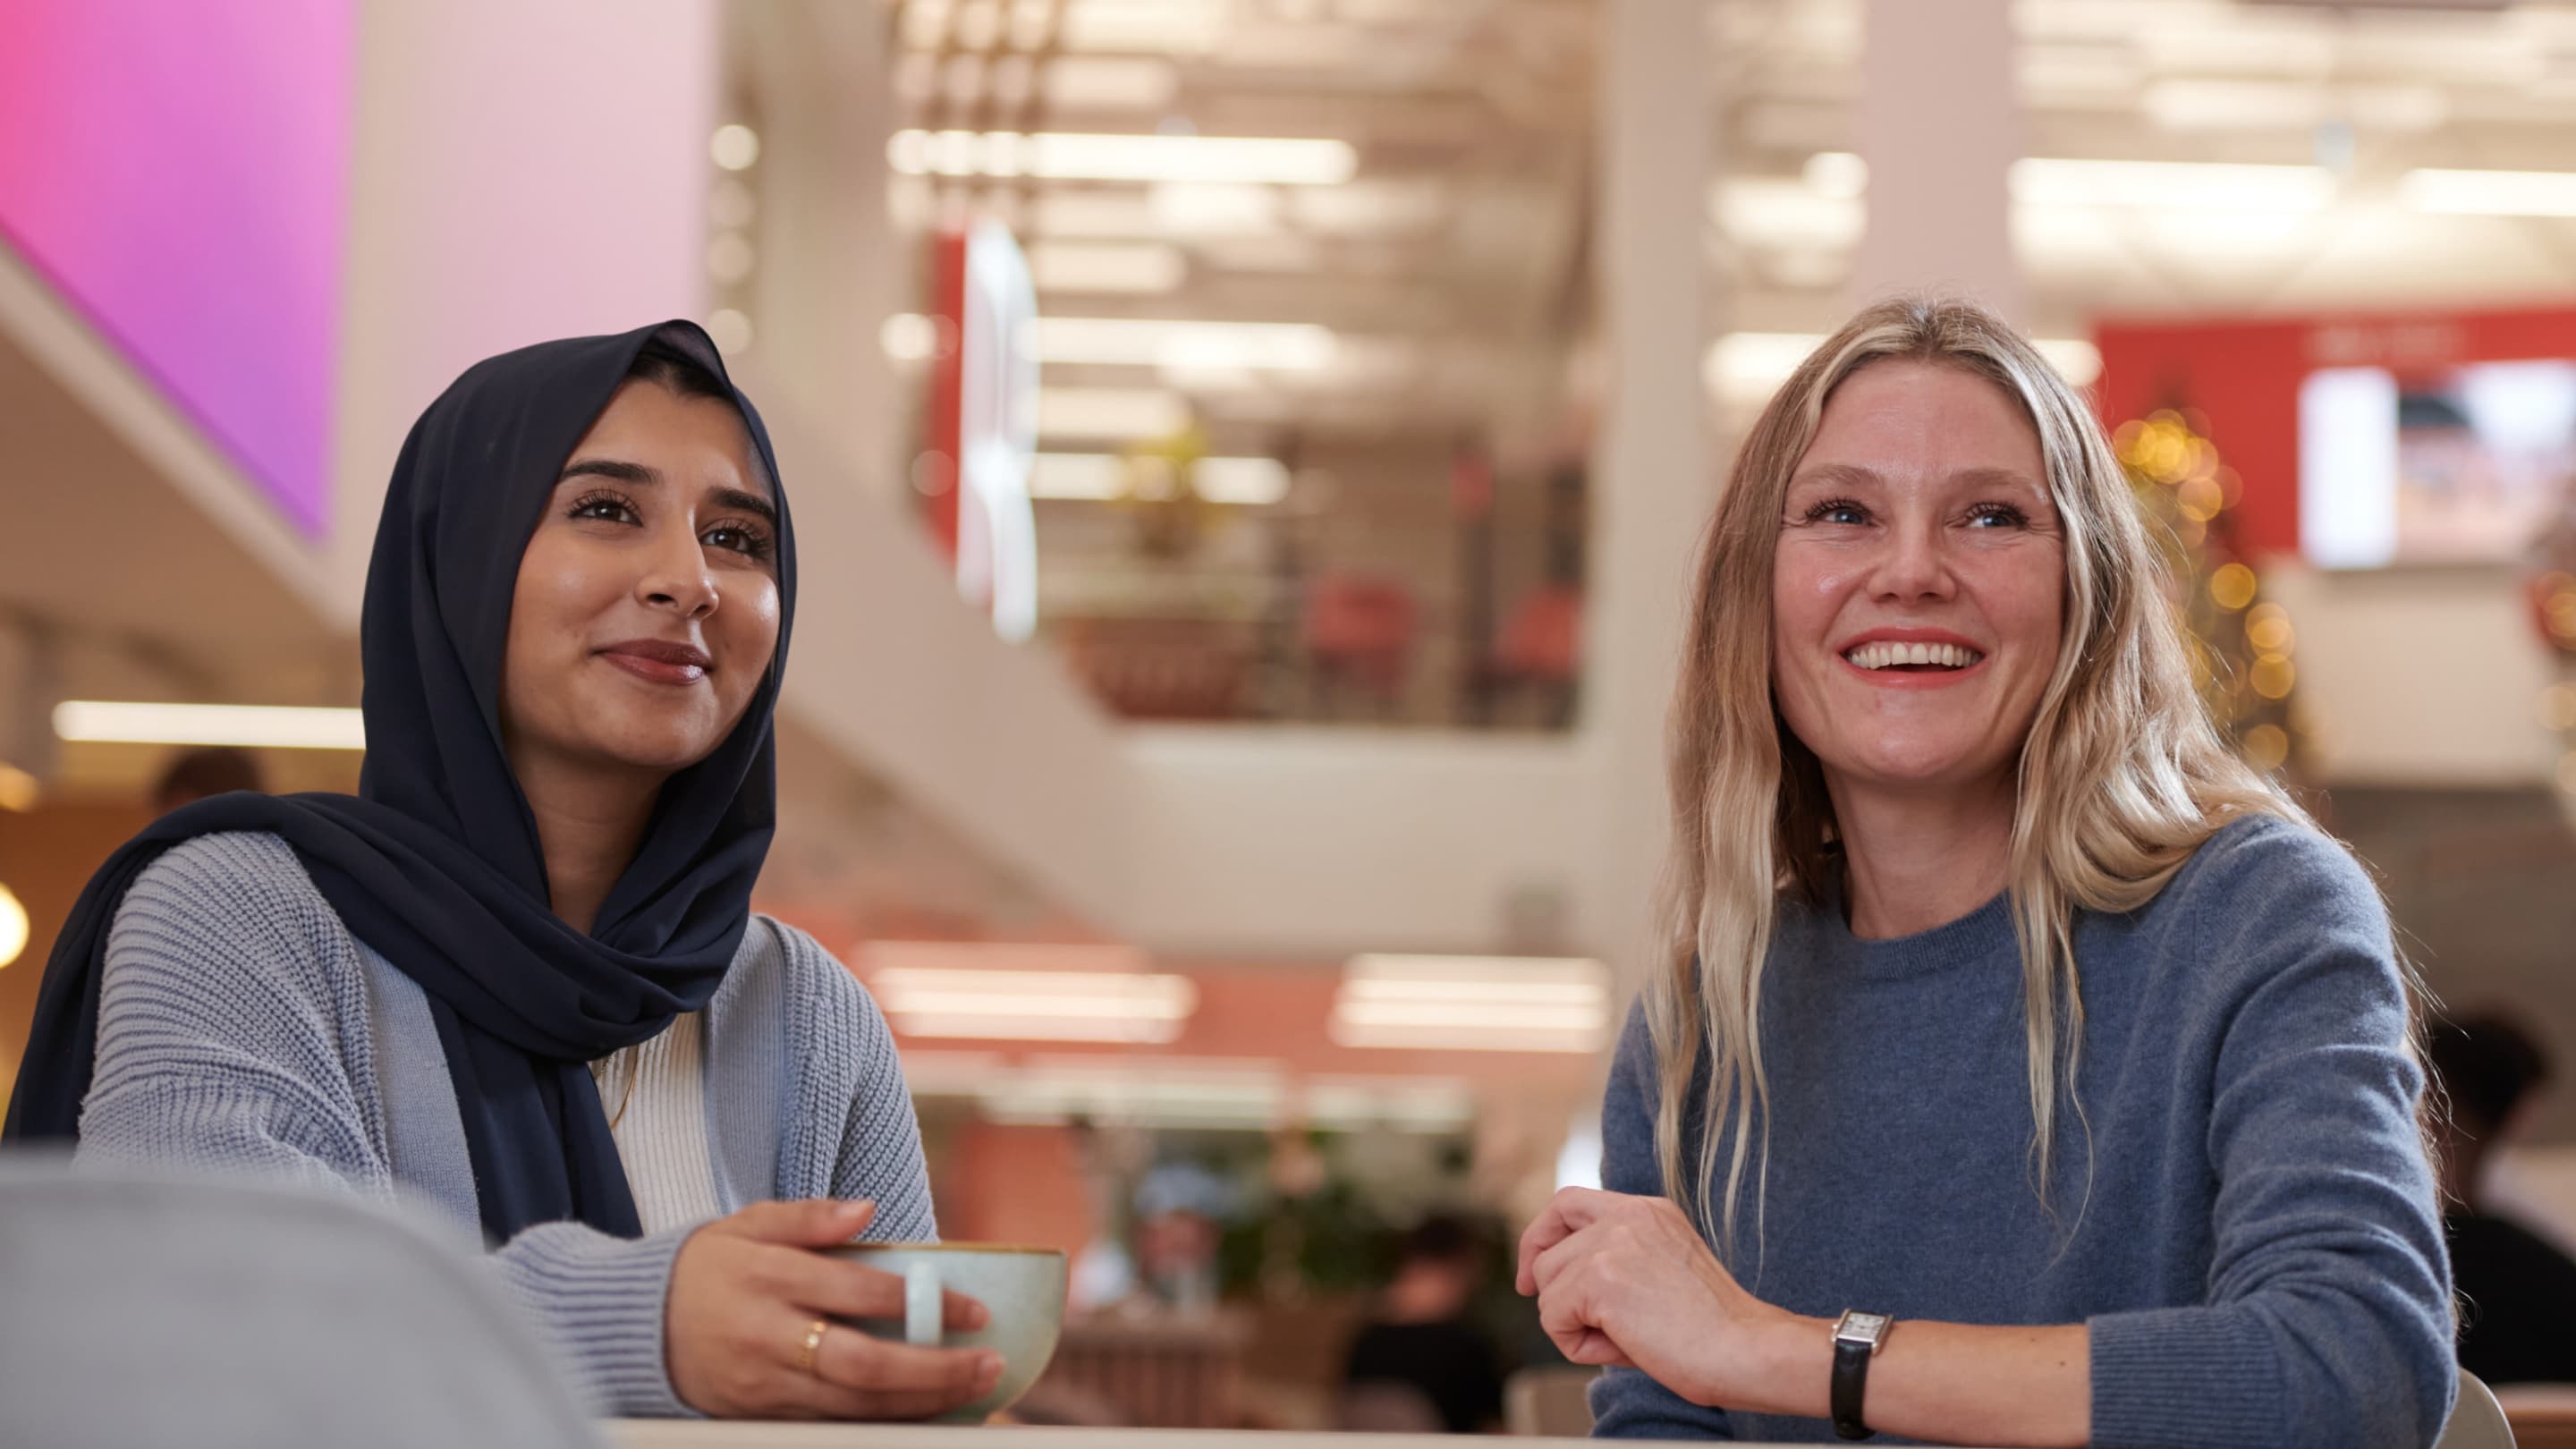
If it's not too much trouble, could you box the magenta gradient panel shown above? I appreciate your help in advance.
[0,0,353,535]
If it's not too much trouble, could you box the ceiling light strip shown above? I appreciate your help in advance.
[888,130,1357,186]
[2400,168,2576,217]
[53,701,366,750]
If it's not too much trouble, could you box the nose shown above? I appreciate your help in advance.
[636,524,718,619]
[1868,514,1957,604]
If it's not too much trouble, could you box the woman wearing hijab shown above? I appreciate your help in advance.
[4,322,1002,1421]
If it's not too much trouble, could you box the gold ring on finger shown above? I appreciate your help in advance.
[797,1318,830,1376]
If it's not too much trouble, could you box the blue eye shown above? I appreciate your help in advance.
[1803,498,1869,526]
[1965,502,2029,529]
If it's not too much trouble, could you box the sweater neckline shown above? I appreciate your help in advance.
[1802,886,2018,979]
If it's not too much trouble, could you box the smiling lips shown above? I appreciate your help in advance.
[1837,631,1987,683]
[598,638,713,685]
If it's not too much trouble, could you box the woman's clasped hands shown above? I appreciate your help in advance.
[1517,1186,1813,1414]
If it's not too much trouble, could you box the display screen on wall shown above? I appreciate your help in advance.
[2301,360,2576,569]
[0,0,353,536]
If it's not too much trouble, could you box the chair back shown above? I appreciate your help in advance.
[2444,1371,2522,1449]
[1504,1364,1600,1437]
[0,1157,604,1449]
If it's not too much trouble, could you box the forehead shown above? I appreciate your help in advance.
[572,379,769,499]
[1792,360,2046,487]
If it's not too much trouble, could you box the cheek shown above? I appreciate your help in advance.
[511,535,624,650]
[1769,548,1853,686]
[717,580,783,699]
[1770,548,1861,639]
[1980,553,2066,671]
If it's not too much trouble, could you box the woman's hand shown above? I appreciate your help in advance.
[1517,1186,1800,1411]
[665,1199,1004,1419]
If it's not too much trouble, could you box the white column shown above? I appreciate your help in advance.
[1850,0,2023,323]
[735,3,910,509]
[0,619,60,785]
[1582,0,1709,986]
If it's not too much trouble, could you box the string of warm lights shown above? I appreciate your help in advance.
[2528,572,2576,793]
[2113,409,2300,774]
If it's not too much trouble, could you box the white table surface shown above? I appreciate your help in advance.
[608,1425,1601,1449]
[604,1424,1996,1448]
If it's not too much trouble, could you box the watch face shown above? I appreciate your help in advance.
[1836,1311,1890,1346]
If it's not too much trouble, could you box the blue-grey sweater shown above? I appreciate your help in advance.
[71,830,937,1418]
[1589,815,2455,1447]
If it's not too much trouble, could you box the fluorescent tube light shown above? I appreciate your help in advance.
[2400,168,2576,217]
[1331,953,1612,1054]
[1029,241,1187,294]
[1032,318,1336,371]
[1803,150,1868,199]
[1039,56,1180,110]
[2010,158,2333,211]
[1037,388,1189,440]
[862,947,1200,1045]
[888,130,1357,186]
[55,701,364,750]
[1327,1021,1605,1054]
[1030,453,1291,504]
[902,1055,1480,1131]
[1195,457,1292,505]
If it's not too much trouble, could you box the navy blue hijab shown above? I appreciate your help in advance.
[4,321,796,1243]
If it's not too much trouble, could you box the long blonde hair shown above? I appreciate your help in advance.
[1651,296,2305,1251]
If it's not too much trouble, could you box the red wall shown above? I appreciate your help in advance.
[2094,302,2576,558]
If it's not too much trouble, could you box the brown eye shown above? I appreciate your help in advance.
[568,491,640,525]
[703,524,772,561]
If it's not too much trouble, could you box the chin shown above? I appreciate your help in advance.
[578,714,728,775]
[1837,741,1999,792]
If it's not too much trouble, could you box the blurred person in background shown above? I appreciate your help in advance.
[150,746,267,813]
[1131,1161,1233,1315]
[1516,298,2452,1446]
[1341,1213,1505,1434]
[2431,1013,2576,1385]
[4,323,1000,1422]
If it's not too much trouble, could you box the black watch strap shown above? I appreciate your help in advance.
[1830,1328,1877,1440]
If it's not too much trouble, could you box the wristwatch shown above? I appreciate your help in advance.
[1830,1309,1892,1440]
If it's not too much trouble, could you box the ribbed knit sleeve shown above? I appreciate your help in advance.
[79,834,393,1195]
[2086,821,2455,1449]
[767,920,937,1242]
[492,1222,695,1417]
[76,832,697,1419]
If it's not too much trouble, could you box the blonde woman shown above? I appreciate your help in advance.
[1516,299,2453,1447]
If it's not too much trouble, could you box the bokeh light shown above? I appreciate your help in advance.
[2542,683,2576,733]
[2209,563,2258,612]
[0,884,24,969]
[710,123,762,172]
[2250,654,2296,699]
[2243,724,2290,772]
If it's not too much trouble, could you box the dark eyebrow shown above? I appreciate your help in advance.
[706,486,779,529]
[558,455,778,528]
[560,456,660,487]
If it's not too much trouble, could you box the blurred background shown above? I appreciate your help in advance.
[8,0,2576,1431]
